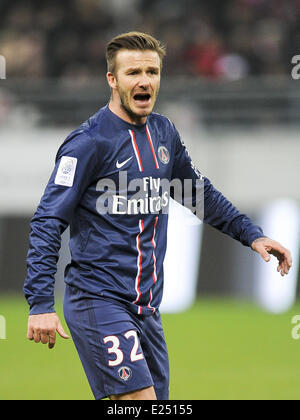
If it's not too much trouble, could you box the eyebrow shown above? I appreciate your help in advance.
[125,66,160,73]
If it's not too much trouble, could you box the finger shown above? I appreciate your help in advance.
[57,322,70,339]
[277,258,285,270]
[270,247,291,275]
[278,261,287,276]
[27,326,34,340]
[285,251,292,269]
[280,257,290,274]
[33,329,41,343]
[281,261,289,276]
[283,261,289,274]
[48,333,56,349]
[279,250,291,265]
[258,247,271,262]
[276,248,291,268]
[40,332,49,345]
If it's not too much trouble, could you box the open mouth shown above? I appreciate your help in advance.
[133,93,151,104]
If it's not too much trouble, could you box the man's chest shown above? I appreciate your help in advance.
[91,126,174,216]
[98,126,173,182]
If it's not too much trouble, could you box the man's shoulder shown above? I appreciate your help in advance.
[149,111,174,127]
[85,105,108,135]
[74,105,108,139]
[57,106,108,156]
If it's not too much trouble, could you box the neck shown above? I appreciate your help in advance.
[108,99,147,126]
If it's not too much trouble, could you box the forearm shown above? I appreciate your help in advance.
[24,216,68,315]
[203,179,264,247]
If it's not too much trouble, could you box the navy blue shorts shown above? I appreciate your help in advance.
[63,284,169,400]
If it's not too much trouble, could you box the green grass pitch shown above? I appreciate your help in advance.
[1,295,300,400]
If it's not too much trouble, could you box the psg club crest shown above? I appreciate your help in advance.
[158,146,170,164]
[118,366,132,381]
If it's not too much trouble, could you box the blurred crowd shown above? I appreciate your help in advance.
[0,0,300,81]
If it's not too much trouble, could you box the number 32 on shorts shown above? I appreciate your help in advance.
[103,330,144,367]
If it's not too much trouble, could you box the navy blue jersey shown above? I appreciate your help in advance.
[24,105,264,315]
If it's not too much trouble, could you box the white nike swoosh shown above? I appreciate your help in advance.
[116,156,133,169]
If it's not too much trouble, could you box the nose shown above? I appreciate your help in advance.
[138,73,151,90]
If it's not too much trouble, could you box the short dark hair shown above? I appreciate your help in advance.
[106,31,166,74]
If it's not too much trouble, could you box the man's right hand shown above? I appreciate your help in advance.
[27,313,70,349]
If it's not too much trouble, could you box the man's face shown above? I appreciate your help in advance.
[107,49,161,124]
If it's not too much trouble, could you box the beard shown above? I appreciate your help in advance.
[117,83,158,124]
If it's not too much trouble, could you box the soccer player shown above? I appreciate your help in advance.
[24,32,292,400]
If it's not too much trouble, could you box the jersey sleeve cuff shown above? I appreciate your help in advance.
[28,298,55,315]
[247,230,266,248]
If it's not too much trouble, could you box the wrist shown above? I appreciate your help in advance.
[251,236,268,249]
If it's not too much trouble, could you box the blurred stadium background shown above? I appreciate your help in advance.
[1,0,300,400]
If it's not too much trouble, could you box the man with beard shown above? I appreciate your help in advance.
[24,32,292,400]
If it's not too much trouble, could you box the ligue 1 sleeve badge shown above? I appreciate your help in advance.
[61,159,75,174]
[118,366,132,381]
[54,156,78,187]
[158,146,170,164]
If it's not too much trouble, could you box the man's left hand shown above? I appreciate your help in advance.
[251,237,292,276]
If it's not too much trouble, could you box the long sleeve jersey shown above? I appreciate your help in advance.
[24,105,264,316]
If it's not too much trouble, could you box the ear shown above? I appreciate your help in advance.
[106,72,117,90]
